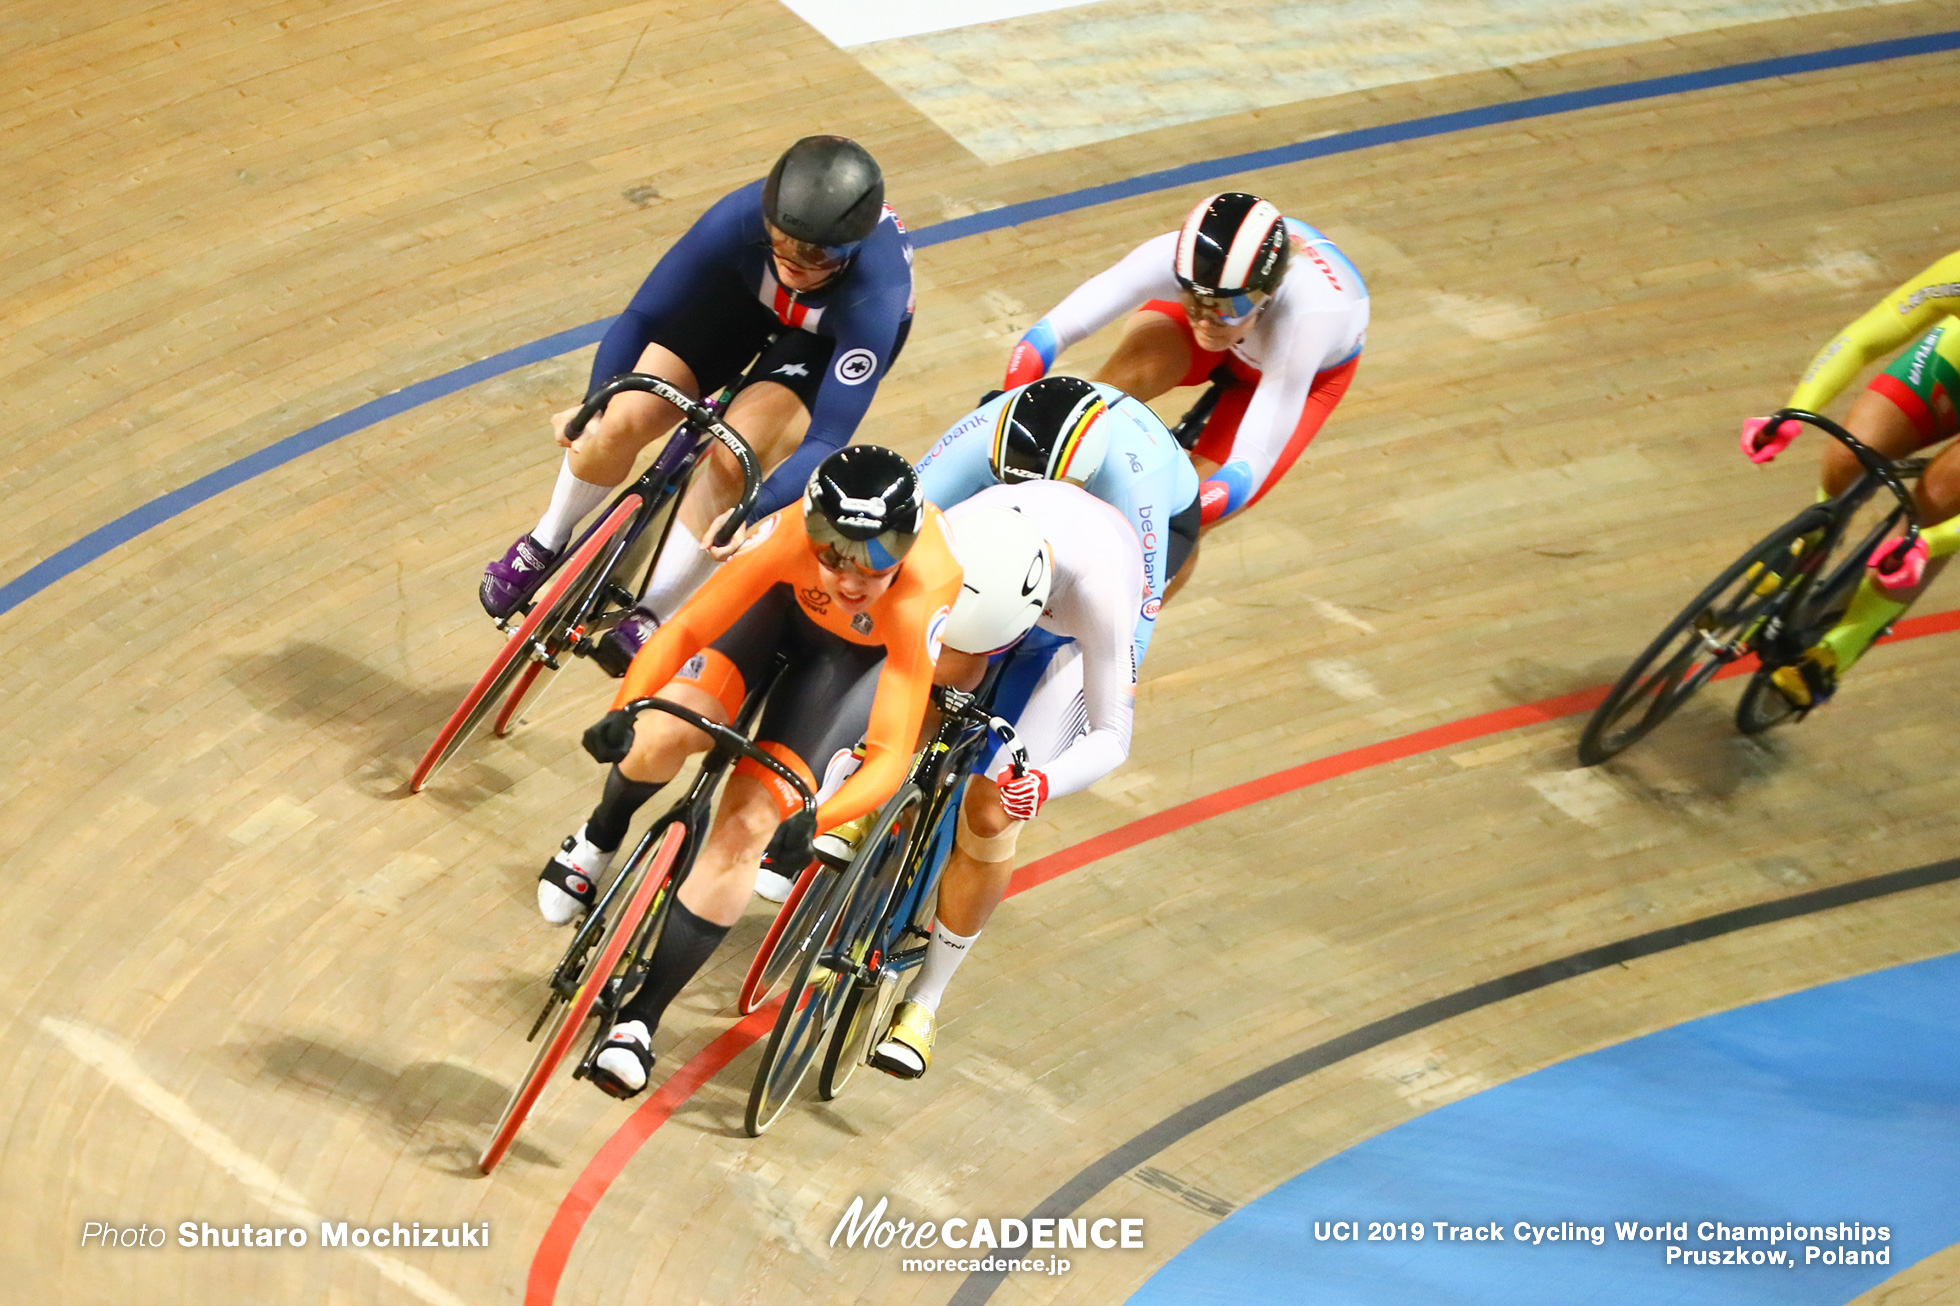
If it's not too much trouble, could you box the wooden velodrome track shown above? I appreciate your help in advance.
[6,1,1960,1301]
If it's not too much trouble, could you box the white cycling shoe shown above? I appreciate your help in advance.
[536,825,614,926]
[591,1020,653,1098]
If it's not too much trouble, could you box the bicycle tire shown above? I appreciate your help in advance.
[743,863,857,1136]
[1733,666,1801,735]
[818,794,929,1101]
[477,822,682,1174]
[736,858,827,1016]
[1577,510,1828,766]
[411,494,643,792]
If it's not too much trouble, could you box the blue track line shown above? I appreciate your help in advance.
[6,29,1957,620]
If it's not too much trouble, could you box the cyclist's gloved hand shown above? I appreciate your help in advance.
[582,708,639,763]
[1741,416,1802,464]
[994,766,1050,822]
[1003,342,1046,390]
[764,808,818,876]
[1871,535,1930,591]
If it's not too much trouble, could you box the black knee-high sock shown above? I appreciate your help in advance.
[617,899,730,1032]
[585,766,663,852]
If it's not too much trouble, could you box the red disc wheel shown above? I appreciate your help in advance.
[736,858,826,1015]
[409,495,642,792]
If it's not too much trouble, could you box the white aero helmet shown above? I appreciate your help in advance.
[940,503,1054,656]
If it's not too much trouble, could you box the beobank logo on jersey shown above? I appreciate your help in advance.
[925,605,950,663]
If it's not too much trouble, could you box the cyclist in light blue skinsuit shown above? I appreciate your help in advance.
[914,376,1200,664]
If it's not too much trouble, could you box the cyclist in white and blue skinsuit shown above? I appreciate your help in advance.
[914,376,1200,665]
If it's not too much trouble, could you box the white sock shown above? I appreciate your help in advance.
[905,922,981,1014]
[532,455,614,551]
[638,522,717,619]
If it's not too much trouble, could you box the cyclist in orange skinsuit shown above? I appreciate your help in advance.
[535,445,962,1099]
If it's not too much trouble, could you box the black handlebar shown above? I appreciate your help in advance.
[1772,408,1922,565]
[932,684,1030,780]
[620,697,817,818]
[566,373,761,549]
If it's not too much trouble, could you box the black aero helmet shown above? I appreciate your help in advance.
[1174,192,1289,297]
[762,136,885,252]
[989,376,1110,486]
[803,445,923,573]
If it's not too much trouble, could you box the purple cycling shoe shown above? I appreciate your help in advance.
[591,608,659,677]
[480,534,560,619]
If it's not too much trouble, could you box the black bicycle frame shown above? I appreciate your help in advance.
[544,661,806,1005]
[498,373,760,632]
[824,680,1028,988]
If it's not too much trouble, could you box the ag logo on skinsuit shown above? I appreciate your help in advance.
[834,348,878,385]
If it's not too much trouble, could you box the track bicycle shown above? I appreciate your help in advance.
[1577,409,1925,765]
[477,672,812,1174]
[743,678,1027,1136]
[411,373,760,792]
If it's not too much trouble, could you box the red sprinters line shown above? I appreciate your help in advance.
[524,605,1960,1298]
[523,1001,780,1305]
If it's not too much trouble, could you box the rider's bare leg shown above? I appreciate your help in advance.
[534,343,696,549]
[1093,310,1196,402]
[906,777,1017,1012]
[640,380,812,617]
[1807,395,1957,679]
[1818,390,1929,497]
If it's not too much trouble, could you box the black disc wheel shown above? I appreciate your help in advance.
[817,797,930,1101]
[745,788,922,1133]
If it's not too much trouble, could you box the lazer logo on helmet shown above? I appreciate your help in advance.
[835,348,878,385]
[834,493,887,528]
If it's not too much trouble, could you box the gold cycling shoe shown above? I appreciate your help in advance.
[869,999,936,1081]
[814,810,877,866]
[1769,645,1839,710]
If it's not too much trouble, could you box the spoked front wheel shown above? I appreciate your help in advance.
[1577,511,1828,766]
[477,822,682,1174]
[411,495,643,791]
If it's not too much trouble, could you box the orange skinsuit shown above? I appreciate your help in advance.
[613,501,961,832]
[1789,250,1960,412]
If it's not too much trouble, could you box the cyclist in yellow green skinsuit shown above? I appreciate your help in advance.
[1741,250,1960,707]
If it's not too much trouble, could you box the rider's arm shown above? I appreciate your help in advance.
[610,509,796,707]
[747,228,915,520]
[1096,394,1200,588]
[1201,292,1363,523]
[1788,250,1960,412]
[588,184,754,394]
[812,572,961,831]
[1007,232,1182,384]
[1039,545,1143,800]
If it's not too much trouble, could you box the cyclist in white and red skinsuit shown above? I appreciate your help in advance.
[1003,192,1368,528]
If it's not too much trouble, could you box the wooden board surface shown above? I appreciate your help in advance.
[4,1,1959,1301]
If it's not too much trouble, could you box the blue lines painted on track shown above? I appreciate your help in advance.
[1128,951,1960,1305]
[6,29,1958,620]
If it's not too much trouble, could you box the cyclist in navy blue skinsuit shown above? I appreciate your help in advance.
[480,135,917,674]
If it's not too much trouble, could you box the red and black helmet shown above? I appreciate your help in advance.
[1174,192,1289,297]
